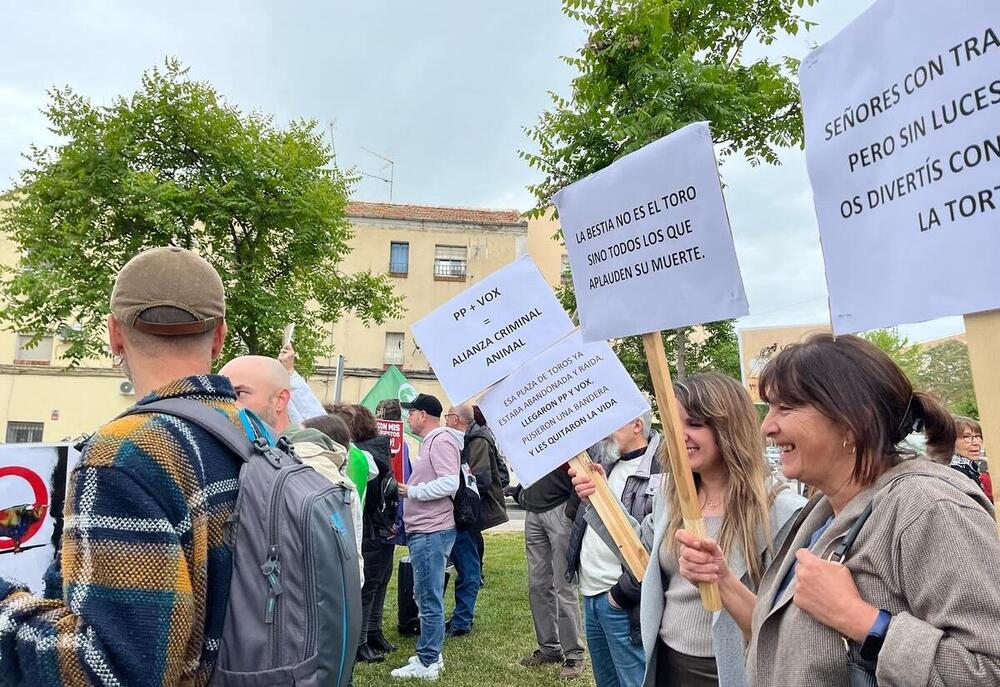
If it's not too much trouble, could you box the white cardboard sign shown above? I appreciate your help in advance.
[553,122,748,343]
[410,256,574,403]
[0,444,79,594]
[800,0,1000,334]
[478,330,650,487]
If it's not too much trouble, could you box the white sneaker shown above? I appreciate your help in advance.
[391,659,442,680]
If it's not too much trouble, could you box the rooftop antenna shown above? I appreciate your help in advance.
[360,146,394,202]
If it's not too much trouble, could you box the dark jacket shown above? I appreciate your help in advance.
[512,465,576,518]
[464,423,509,530]
[356,434,395,542]
[565,432,663,644]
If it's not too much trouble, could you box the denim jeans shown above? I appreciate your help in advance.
[450,529,482,630]
[408,529,456,666]
[583,593,645,687]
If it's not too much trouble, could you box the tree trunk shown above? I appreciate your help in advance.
[676,328,687,381]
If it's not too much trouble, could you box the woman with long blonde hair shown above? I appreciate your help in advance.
[573,372,804,687]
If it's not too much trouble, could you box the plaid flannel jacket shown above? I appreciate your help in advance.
[0,375,242,686]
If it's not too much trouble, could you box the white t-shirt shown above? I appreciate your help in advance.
[578,456,643,597]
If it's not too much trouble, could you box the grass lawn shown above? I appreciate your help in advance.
[354,532,596,686]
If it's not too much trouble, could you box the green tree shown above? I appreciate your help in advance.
[0,59,402,372]
[860,328,922,382]
[524,0,816,383]
[914,339,977,416]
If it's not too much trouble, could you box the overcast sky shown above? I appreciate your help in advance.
[0,1,963,342]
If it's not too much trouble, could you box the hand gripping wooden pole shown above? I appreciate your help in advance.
[964,310,1000,537]
[642,331,723,611]
[568,452,650,580]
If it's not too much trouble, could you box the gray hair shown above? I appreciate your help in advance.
[638,409,653,439]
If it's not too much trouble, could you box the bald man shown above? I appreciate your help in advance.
[221,354,380,484]
[444,403,508,636]
[219,355,294,433]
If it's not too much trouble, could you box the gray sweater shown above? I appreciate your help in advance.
[583,481,804,687]
[637,486,805,687]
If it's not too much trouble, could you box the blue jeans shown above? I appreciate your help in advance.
[408,529,456,666]
[450,529,482,630]
[583,593,645,687]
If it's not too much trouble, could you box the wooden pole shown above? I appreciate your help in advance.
[568,452,650,580]
[963,310,1000,535]
[642,331,722,611]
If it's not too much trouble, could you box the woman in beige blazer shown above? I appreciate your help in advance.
[676,333,1000,685]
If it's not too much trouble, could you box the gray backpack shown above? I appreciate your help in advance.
[125,399,362,687]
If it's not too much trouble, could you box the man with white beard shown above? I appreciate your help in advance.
[564,412,662,687]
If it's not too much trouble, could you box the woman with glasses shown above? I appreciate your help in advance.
[952,416,990,498]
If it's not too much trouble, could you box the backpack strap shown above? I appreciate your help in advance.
[119,398,284,467]
[828,500,874,563]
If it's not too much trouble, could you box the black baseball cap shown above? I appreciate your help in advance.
[401,393,443,418]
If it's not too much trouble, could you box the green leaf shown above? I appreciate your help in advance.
[0,58,404,373]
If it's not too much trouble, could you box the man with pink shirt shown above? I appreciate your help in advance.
[391,393,463,680]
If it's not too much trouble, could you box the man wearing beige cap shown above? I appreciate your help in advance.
[0,246,244,686]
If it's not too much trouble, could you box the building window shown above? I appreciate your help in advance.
[384,332,405,366]
[434,245,467,280]
[560,254,573,285]
[14,334,53,366]
[6,421,43,443]
[389,241,409,276]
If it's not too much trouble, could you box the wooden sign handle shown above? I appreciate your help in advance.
[964,310,1000,537]
[568,452,650,581]
[641,331,722,611]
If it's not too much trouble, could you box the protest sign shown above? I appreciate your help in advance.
[553,121,748,343]
[800,0,1000,334]
[479,329,650,576]
[411,256,575,403]
[552,122,745,609]
[479,330,649,487]
[377,418,406,481]
[800,0,1000,522]
[0,444,79,594]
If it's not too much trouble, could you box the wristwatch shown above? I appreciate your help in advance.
[860,609,892,661]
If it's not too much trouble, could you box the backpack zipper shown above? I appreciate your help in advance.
[264,464,308,667]
[328,502,352,687]
[261,546,282,625]
[302,486,336,657]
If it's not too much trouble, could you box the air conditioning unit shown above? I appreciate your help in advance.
[119,380,135,395]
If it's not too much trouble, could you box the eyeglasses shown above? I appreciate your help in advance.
[960,433,983,441]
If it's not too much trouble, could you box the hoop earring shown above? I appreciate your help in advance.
[843,438,856,455]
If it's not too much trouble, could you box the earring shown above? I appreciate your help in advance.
[843,438,856,455]
[112,352,124,368]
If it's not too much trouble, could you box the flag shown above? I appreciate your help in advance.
[359,365,419,412]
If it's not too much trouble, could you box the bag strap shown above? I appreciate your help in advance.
[828,500,874,564]
[424,432,464,480]
[119,398,275,465]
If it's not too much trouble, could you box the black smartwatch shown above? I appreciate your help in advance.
[860,609,892,661]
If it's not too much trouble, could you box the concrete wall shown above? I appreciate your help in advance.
[0,204,564,440]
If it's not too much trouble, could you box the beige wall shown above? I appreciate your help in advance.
[323,215,530,372]
[527,212,565,288]
[0,205,565,440]
[739,324,832,403]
